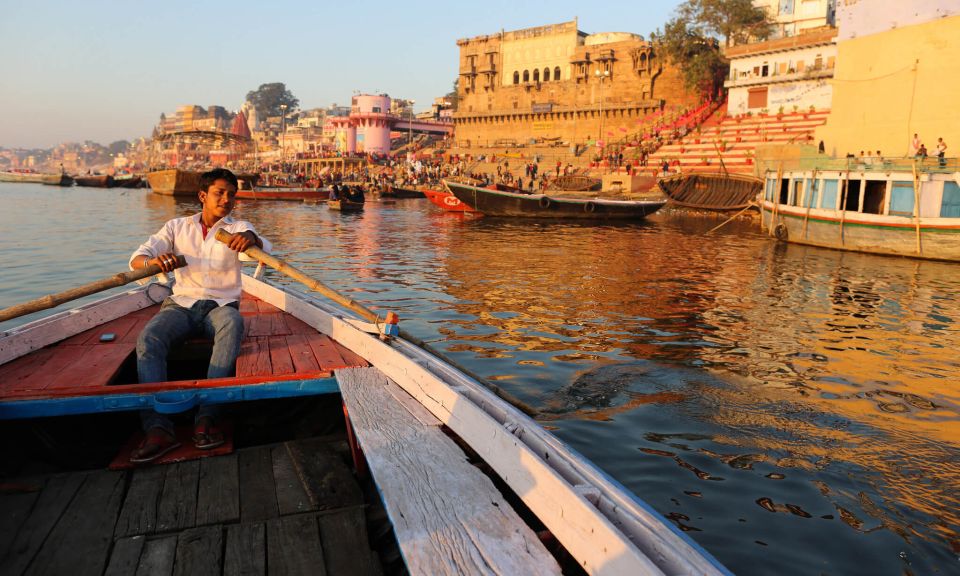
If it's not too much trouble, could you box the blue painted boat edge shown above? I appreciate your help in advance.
[554,436,735,575]
[0,377,340,420]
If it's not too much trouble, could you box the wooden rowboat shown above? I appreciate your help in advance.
[446,180,667,219]
[0,258,729,574]
[327,198,364,212]
[0,171,73,186]
[656,172,763,211]
[74,174,115,188]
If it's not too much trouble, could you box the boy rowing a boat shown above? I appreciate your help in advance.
[128,168,271,463]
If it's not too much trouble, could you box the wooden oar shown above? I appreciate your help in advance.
[0,256,187,323]
[216,230,539,416]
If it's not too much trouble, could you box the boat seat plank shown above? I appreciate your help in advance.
[224,523,266,576]
[266,515,328,576]
[267,336,296,376]
[336,366,561,576]
[238,445,280,523]
[172,525,223,576]
[285,334,322,373]
[157,460,200,533]
[304,333,350,371]
[0,474,85,576]
[25,470,126,576]
[317,509,381,576]
[0,484,42,561]
[196,453,240,526]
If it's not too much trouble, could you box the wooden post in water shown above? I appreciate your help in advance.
[0,256,187,323]
[801,169,818,240]
[838,170,849,246]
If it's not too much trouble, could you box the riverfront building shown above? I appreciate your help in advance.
[814,0,960,157]
[452,19,699,149]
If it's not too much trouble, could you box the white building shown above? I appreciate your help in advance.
[753,0,835,38]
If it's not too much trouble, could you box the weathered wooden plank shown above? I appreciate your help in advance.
[269,312,292,336]
[0,482,42,561]
[195,453,240,526]
[383,380,441,427]
[9,347,88,392]
[0,474,84,576]
[235,338,272,378]
[60,315,141,347]
[285,334,322,373]
[266,515,326,576]
[116,466,165,537]
[286,439,362,511]
[317,509,379,576]
[304,333,348,370]
[284,315,319,335]
[224,523,265,576]
[245,315,275,338]
[267,336,296,375]
[172,525,222,576]
[337,367,561,576]
[238,446,279,523]
[44,341,135,390]
[0,348,56,395]
[157,461,199,533]
[332,340,369,367]
[103,535,146,576]
[135,536,177,576]
[25,470,126,576]
[271,445,312,516]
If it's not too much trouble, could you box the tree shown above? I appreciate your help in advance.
[678,0,772,48]
[245,83,299,118]
[445,78,459,111]
[658,0,772,94]
[108,140,130,155]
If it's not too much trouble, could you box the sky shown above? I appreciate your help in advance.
[0,0,684,149]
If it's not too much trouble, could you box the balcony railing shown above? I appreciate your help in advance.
[724,65,834,88]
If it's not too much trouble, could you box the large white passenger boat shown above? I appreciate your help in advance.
[759,158,960,261]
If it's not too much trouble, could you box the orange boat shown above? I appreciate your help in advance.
[424,187,478,213]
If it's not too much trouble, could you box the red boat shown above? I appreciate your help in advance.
[424,187,478,212]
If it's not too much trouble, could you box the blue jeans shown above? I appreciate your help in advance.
[137,298,243,433]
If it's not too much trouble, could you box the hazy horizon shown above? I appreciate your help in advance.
[0,0,683,149]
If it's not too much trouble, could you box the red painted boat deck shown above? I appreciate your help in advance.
[0,293,367,403]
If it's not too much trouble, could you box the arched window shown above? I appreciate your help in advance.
[523,70,530,83]
[513,71,520,84]
[554,66,561,81]
[533,69,540,83]
[543,67,551,82]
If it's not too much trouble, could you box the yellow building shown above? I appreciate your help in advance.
[815,3,960,157]
[454,19,698,148]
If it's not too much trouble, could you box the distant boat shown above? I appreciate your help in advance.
[761,162,960,261]
[145,169,201,196]
[328,198,364,212]
[0,171,73,186]
[547,174,601,192]
[236,186,331,202]
[114,175,143,188]
[424,187,477,212]
[74,174,115,188]
[387,185,426,199]
[445,180,666,219]
[656,172,763,211]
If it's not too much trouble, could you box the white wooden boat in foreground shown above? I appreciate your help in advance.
[0,273,730,575]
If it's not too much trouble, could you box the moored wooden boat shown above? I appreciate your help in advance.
[424,186,478,212]
[446,179,667,219]
[761,163,960,261]
[328,198,364,212]
[145,169,202,196]
[236,187,330,201]
[656,172,763,211]
[0,171,73,186]
[548,174,602,192]
[113,175,143,188]
[0,267,730,575]
[74,174,115,188]
[386,185,426,199]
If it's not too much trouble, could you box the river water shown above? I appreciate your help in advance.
[1,182,957,575]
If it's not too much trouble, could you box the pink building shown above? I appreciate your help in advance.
[332,93,453,155]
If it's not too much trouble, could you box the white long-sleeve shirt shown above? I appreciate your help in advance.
[129,213,271,307]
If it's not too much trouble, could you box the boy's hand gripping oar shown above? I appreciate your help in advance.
[0,256,188,324]
[214,229,399,340]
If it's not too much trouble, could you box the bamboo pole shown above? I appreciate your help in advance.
[801,169,818,240]
[216,229,539,417]
[705,203,756,235]
[0,256,187,323]
[768,162,783,236]
[839,170,849,245]
[215,229,380,325]
[913,160,922,255]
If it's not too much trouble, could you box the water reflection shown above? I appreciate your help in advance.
[1,184,957,574]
